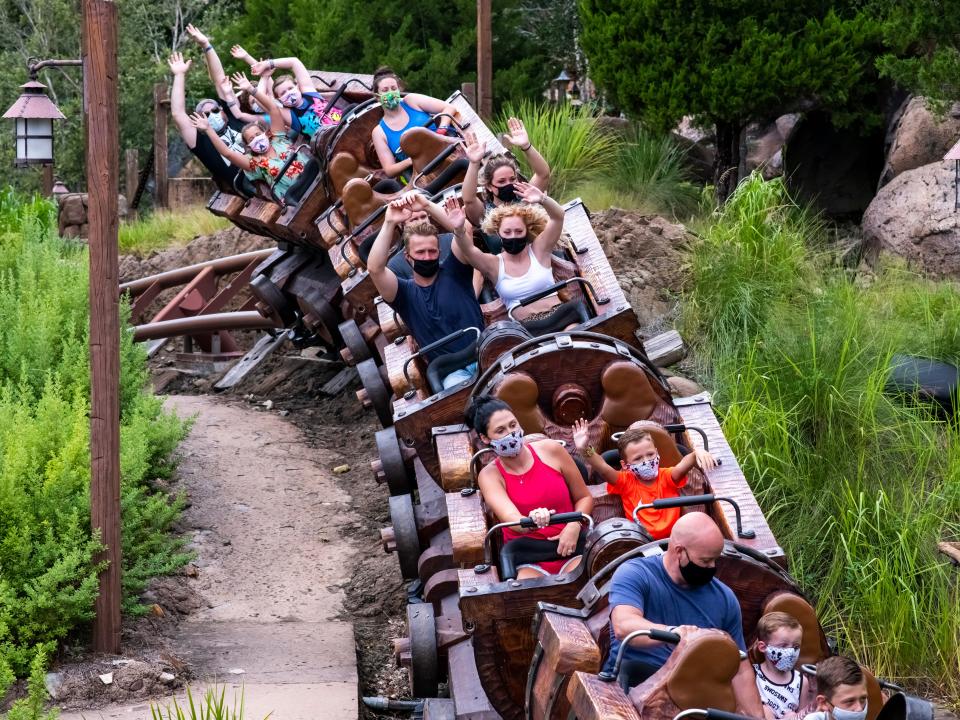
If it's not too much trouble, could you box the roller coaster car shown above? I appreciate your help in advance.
[527,542,919,720]
[389,400,784,718]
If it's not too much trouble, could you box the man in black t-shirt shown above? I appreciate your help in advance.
[367,192,483,389]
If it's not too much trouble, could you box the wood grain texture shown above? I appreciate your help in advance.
[448,492,487,566]
[153,82,168,208]
[376,296,407,341]
[84,0,122,654]
[385,335,427,398]
[436,431,474,492]
[566,671,641,720]
[447,639,500,719]
[540,612,601,675]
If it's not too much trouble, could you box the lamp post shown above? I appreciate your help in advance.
[551,69,572,103]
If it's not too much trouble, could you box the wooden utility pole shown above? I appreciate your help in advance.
[41,164,54,196]
[125,148,138,220]
[153,83,169,209]
[476,0,492,118]
[83,0,122,655]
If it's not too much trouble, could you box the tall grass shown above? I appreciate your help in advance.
[685,174,960,703]
[120,206,230,256]
[151,686,271,720]
[496,100,619,202]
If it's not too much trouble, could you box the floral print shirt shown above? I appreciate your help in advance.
[243,134,305,199]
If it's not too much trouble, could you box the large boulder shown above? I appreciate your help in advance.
[745,114,800,179]
[880,97,960,187]
[862,160,960,278]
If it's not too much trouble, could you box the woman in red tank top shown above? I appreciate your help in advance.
[465,396,594,580]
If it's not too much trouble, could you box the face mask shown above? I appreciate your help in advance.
[678,548,716,587]
[494,183,517,202]
[763,645,800,672]
[208,111,226,133]
[831,705,868,720]
[490,429,524,458]
[628,456,660,481]
[410,257,439,278]
[379,90,402,110]
[248,134,270,154]
[500,234,528,255]
[251,100,263,114]
[280,89,302,108]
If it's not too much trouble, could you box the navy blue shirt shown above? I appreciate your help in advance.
[603,554,745,674]
[389,249,482,361]
[389,233,453,279]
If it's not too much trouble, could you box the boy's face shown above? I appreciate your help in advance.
[621,436,658,467]
[758,625,803,654]
[817,680,869,715]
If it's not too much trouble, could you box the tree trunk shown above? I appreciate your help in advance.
[714,119,743,204]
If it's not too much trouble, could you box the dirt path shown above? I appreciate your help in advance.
[61,394,361,720]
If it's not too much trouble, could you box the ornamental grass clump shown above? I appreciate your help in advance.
[0,191,190,695]
[685,174,960,704]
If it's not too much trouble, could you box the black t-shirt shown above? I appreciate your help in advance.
[189,131,241,187]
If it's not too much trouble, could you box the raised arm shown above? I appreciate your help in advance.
[422,195,498,280]
[232,72,284,135]
[190,112,248,169]
[253,56,316,94]
[461,131,487,225]
[503,117,550,190]
[516,182,564,263]
[167,53,197,146]
[185,25,229,97]
[217,77,260,124]
[403,93,457,134]
[669,449,717,483]
[366,199,408,303]
[572,418,619,484]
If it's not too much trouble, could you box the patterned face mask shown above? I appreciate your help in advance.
[280,89,302,108]
[379,90,402,110]
[248,134,270,154]
[628,456,660,481]
[490,429,524,458]
[764,645,800,672]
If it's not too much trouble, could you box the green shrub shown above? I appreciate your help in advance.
[0,192,190,691]
[495,100,619,202]
[5,647,57,720]
[685,174,960,702]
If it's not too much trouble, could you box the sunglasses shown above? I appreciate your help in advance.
[202,108,222,116]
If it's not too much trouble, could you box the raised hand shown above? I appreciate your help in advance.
[189,112,210,131]
[231,44,254,63]
[231,71,253,93]
[463,130,485,164]
[385,197,414,225]
[250,59,272,77]
[504,117,530,149]
[514,180,544,205]
[167,51,191,75]
[443,196,465,231]
[572,418,590,453]
[693,449,718,472]
[185,23,209,47]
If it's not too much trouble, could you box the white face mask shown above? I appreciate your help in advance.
[248,134,269,154]
[831,705,867,720]
[763,645,800,672]
[207,110,226,132]
[251,100,263,114]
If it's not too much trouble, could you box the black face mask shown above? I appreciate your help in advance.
[410,256,440,278]
[678,548,716,587]
[500,234,528,255]
[494,183,518,203]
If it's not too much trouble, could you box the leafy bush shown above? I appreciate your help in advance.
[684,174,960,702]
[495,100,619,202]
[0,191,190,692]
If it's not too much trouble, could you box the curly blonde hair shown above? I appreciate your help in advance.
[481,202,548,239]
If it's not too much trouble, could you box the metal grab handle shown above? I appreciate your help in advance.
[507,277,606,321]
[414,141,462,183]
[427,112,467,134]
[674,710,762,720]
[269,142,312,205]
[347,202,389,242]
[314,77,371,124]
[612,424,711,452]
[482,512,595,565]
[337,237,360,277]
[598,628,681,683]
[631,494,756,539]
[401,326,481,389]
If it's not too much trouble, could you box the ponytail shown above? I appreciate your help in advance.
[463,395,511,435]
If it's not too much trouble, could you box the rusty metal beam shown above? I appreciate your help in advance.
[120,249,275,296]
[133,311,280,341]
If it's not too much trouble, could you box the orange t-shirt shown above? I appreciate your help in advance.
[607,467,687,539]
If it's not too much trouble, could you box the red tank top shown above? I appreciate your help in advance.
[495,444,575,565]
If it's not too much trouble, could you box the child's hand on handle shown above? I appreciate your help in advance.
[572,418,590,453]
[693,448,717,472]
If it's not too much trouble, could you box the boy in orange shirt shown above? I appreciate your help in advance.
[572,420,717,539]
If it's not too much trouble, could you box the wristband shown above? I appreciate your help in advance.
[583,446,596,457]
[203,45,214,54]
[225,99,238,107]
[268,59,276,70]
[436,126,449,136]
[520,142,532,151]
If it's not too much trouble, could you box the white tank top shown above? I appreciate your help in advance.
[753,665,803,720]
[495,247,555,309]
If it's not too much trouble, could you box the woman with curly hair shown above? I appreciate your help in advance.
[461,120,551,252]
[451,183,568,323]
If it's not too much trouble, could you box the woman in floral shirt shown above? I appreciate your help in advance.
[192,71,306,201]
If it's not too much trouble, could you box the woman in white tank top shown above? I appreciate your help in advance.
[452,175,566,321]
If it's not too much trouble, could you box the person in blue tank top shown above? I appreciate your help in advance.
[604,512,765,718]
[370,67,461,184]
[367,191,484,390]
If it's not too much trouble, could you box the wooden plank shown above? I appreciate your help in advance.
[448,492,488,567]
[214,332,287,390]
[540,612,602,675]
[448,638,500,720]
[423,698,456,720]
[567,671,641,720]
[562,199,629,310]
[321,366,359,396]
[476,0,492,119]
[435,430,475,492]
[84,0,122,655]
[643,329,686,367]
[124,148,138,219]
[153,82,169,209]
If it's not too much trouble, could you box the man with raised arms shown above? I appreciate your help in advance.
[606,512,765,717]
